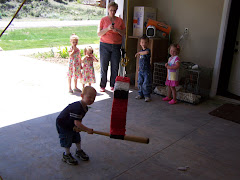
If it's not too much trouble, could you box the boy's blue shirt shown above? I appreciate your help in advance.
[139,48,151,72]
[56,101,88,131]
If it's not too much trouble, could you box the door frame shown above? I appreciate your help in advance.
[210,0,240,97]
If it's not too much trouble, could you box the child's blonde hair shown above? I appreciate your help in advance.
[70,33,79,41]
[84,46,94,55]
[169,43,181,54]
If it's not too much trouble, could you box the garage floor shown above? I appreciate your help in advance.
[1,49,240,180]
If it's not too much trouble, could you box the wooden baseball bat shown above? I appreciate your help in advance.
[73,126,149,144]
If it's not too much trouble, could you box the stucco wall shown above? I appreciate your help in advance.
[126,0,224,68]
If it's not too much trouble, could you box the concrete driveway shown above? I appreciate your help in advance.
[0,48,240,180]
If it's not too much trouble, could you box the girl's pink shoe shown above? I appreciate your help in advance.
[162,97,172,101]
[168,99,177,104]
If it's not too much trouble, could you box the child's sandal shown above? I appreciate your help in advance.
[73,88,81,92]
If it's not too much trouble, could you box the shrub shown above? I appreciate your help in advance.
[58,46,69,58]
[77,0,83,4]
[5,2,15,9]
[35,51,54,59]
[1,12,7,17]
[30,11,34,16]
[22,6,28,11]
[80,49,84,57]
[34,11,41,17]
[0,0,7,3]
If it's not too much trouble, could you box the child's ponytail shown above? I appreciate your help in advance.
[70,33,79,41]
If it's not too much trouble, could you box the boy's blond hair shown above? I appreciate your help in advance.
[70,33,79,41]
[82,86,96,95]
[84,46,94,55]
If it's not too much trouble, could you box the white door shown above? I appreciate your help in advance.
[228,18,240,96]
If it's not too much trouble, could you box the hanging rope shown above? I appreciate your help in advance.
[0,0,27,38]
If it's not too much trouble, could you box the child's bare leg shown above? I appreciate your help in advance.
[171,86,177,101]
[68,78,72,91]
[167,86,172,98]
[89,83,91,86]
[76,143,81,151]
[82,84,85,89]
[74,78,78,89]
[65,147,70,155]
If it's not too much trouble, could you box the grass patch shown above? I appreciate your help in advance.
[0,26,100,50]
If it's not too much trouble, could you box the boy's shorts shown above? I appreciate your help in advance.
[56,123,81,148]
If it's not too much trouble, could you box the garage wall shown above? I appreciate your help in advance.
[125,0,145,84]
[126,0,224,94]
[126,0,224,68]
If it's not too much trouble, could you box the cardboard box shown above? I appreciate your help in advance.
[133,6,157,37]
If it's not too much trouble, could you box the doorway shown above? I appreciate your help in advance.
[217,0,240,100]
[228,18,240,96]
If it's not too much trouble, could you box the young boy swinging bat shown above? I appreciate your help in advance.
[56,86,96,165]
[74,76,149,144]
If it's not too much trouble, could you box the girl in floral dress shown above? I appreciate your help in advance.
[68,34,82,93]
[81,46,98,88]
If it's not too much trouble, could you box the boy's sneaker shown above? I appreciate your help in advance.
[135,95,144,99]
[145,97,151,102]
[75,149,89,161]
[62,153,78,165]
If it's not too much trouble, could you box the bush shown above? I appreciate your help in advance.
[5,2,15,9]
[58,46,69,58]
[22,6,28,11]
[1,12,7,17]
[0,0,7,3]
[34,11,41,17]
[30,11,34,16]
[35,51,54,59]
[77,0,83,4]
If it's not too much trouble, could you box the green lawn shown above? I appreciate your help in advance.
[0,26,100,50]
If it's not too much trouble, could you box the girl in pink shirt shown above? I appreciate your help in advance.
[162,44,181,104]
